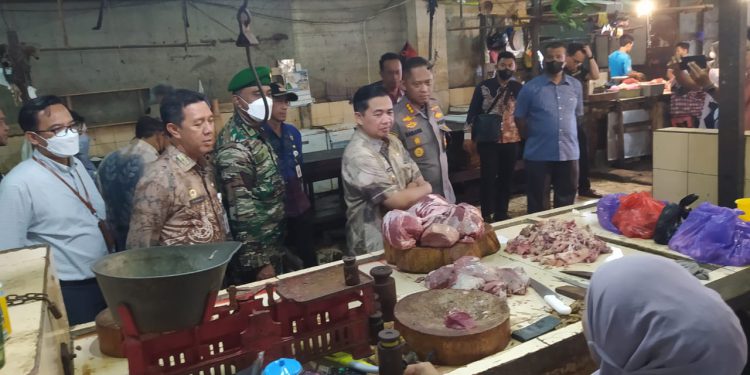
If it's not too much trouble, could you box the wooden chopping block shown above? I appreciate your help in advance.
[95,309,125,358]
[384,223,500,274]
[394,289,511,366]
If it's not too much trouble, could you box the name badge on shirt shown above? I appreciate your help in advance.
[405,128,423,137]
[189,196,206,206]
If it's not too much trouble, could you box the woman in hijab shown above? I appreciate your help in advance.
[584,254,747,375]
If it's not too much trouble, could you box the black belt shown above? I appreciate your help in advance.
[59,278,98,287]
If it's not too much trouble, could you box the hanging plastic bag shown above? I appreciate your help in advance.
[596,193,625,234]
[611,192,666,239]
[653,194,700,245]
[668,203,750,266]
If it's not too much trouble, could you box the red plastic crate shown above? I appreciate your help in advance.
[275,286,374,362]
[119,265,375,375]
[119,291,290,375]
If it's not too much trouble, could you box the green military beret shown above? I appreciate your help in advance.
[227,66,272,92]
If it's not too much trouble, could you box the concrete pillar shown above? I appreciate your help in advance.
[406,0,450,107]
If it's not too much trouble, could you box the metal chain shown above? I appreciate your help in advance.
[6,293,63,319]
[7,293,48,306]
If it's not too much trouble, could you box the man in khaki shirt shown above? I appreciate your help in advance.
[342,85,432,254]
[127,89,228,248]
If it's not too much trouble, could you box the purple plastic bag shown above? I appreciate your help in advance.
[597,193,625,234]
[668,202,750,266]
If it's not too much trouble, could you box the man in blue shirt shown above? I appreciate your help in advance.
[261,83,317,268]
[0,96,109,324]
[608,34,635,78]
[515,41,583,213]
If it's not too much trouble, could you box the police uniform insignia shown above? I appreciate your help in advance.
[189,188,198,199]
[405,128,423,137]
[402,115,413,122]
[406,103,415,114]
[434,112,444,119]
[406,121,418,129]
[414,147,425,158]
[413,136,421,145]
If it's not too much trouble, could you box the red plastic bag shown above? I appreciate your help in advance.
[611,192,666,239]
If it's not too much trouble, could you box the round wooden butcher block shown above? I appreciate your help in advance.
[95,308,125,358]
[384,223,500,273]
[394,289,511,366]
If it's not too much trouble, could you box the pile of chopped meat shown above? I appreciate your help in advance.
[424,256,529,300]
[382,194,485,250]
[505,219,610,266]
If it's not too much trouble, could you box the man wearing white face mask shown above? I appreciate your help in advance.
[0,95,109,325]
[215,66,285,285]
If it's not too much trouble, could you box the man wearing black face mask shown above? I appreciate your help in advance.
[565,42,602,199]
[514,41,583,213]
[466,51,523,222]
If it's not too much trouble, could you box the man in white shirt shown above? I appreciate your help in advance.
[0,95,109,325]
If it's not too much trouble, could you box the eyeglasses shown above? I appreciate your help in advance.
[37,121,83,137]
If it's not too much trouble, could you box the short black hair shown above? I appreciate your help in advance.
[676,42,690,51]
[135,116,166,139]
[352,84,389,113]
[379,52,402,71]
[402,56,431,78]
[497,51,516,61]
[619,34,634,47]
[18,95,67,132]
[152,84,174,98]
[545,41,566,52]
[159,89,208,127]
[567,42,586,56]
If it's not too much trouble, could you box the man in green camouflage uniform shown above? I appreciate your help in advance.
[214,66,285,284]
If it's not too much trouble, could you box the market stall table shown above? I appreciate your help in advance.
[300,148,345,210]
[0,245,72,375]
[60,201,750,374]
[585,93,671,167]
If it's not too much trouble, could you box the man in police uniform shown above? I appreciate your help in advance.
[392,56,455,203]
[214,66,285,284]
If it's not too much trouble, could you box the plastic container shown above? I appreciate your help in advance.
[736,198,750,221]
[0,281,9,337]
[263,358,302,375]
